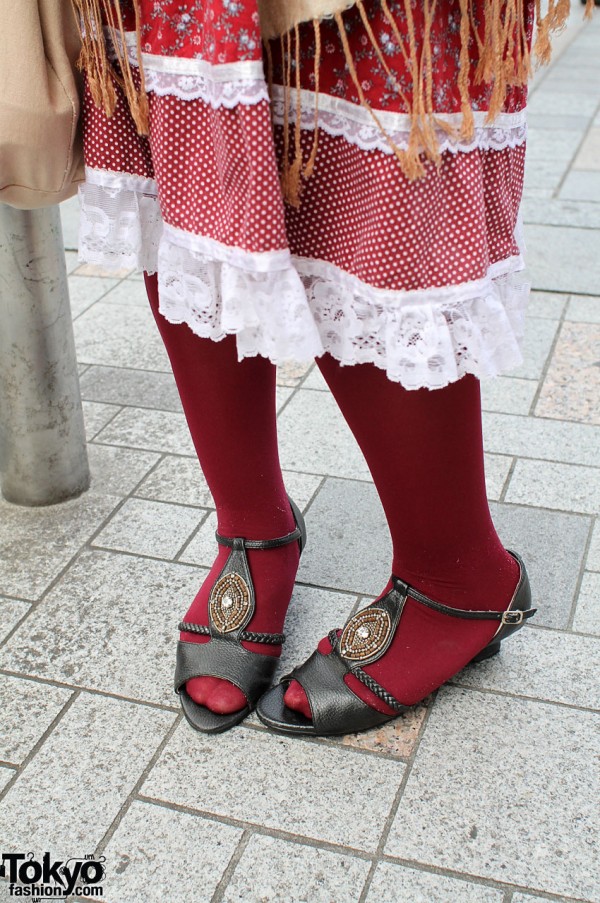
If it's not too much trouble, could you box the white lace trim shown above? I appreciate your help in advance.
[140,70,269,106]
[111,33,269,108]
[271,88,528,155]
[78,167,528,389]
[295,260,528,388]
[118,32,265,81]
[78,170,162,273]
[112,31,527,152]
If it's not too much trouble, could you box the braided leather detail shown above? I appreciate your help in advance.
[353,668,406,712]
[328,629,341,647]
[178,621,285,645]
[239,630,285,644]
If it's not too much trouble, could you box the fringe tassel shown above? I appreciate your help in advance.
[286,23,305,207]
[380,0,425,177]
[487,0,508,122]
[458,0,475,139]
[73,0,594,201]
[421,0,441,154]
[303,19,322,180]
[356,1,411,109]
[280,31,292,200]
[264,35,275,114]
[70,0,148,134]
[334,10,423,180]
[533,0,577,65]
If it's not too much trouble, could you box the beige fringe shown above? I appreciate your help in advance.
[303,19,322,180]
[73,0,594,198]
[71,0,149,134]
[281,31,292,198]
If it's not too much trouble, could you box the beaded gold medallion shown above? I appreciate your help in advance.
[209,573,252,634]
[339,608,392,662]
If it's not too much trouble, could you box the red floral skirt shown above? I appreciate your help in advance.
[79,0,532,388]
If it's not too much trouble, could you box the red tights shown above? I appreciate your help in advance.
[146,273,518,718]
[145,274,299,715]
[285,356,519,718]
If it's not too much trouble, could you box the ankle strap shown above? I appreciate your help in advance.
[179,621,285,645]
[215,526,302,551]
[392,576,537,624]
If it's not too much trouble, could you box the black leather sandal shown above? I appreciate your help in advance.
[256,550,535,737]
[175,496,307,734]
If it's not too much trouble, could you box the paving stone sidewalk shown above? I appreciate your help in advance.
[2,10,599,903]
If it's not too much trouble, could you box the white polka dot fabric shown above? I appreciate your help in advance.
[78,2,532,389]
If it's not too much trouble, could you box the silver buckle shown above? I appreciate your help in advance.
[501,609,524,626]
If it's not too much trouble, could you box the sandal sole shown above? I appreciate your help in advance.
[255,682,397,737]
[256,640,505,738]
[179,688,251,734]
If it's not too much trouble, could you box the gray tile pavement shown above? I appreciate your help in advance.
[454,625,600,708]
[222,835,371,903]
[101,801,242,903]
[509,316,559,380]
[73,301,172,371]
[87,444,161,497]
[68,274,120,318]
[0,693,175,859]
[526,290,568,319]
[490,503,590,628]
[480,376,538,415]
[1,10,599,903]
[561,170,600,201]
[512,895,575,903]
[523,223,600,294]
[278,389,371,481]
[524,128,584,164]
[143,725,404,851]
[0,675,72,765]
[135,455,215,507]
[572,571,600,635]
[82,399,122,440]
[483,453,513,500]
[0,598,30,643]
[505,459,600,513]
[296,478,392,597]
[0,493,119,601]
[0,551,206,705]
[79,364,183,412]
[177,509,220,566]
[364,863,504,903]
[574,127,600,169]
[566,293,600,323]
[93,497,205,560]
[588,518,600,571]
[385,688,599,900]
[521,196,600,228]
[94,406,197,456]
[482,411,600,466]
[0,772,14,795]
[526,90,599,118]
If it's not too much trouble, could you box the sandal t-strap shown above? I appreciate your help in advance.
[256,550,535,737]
[175,496,306,734]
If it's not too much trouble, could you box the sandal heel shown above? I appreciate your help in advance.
[470,639,501,664]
